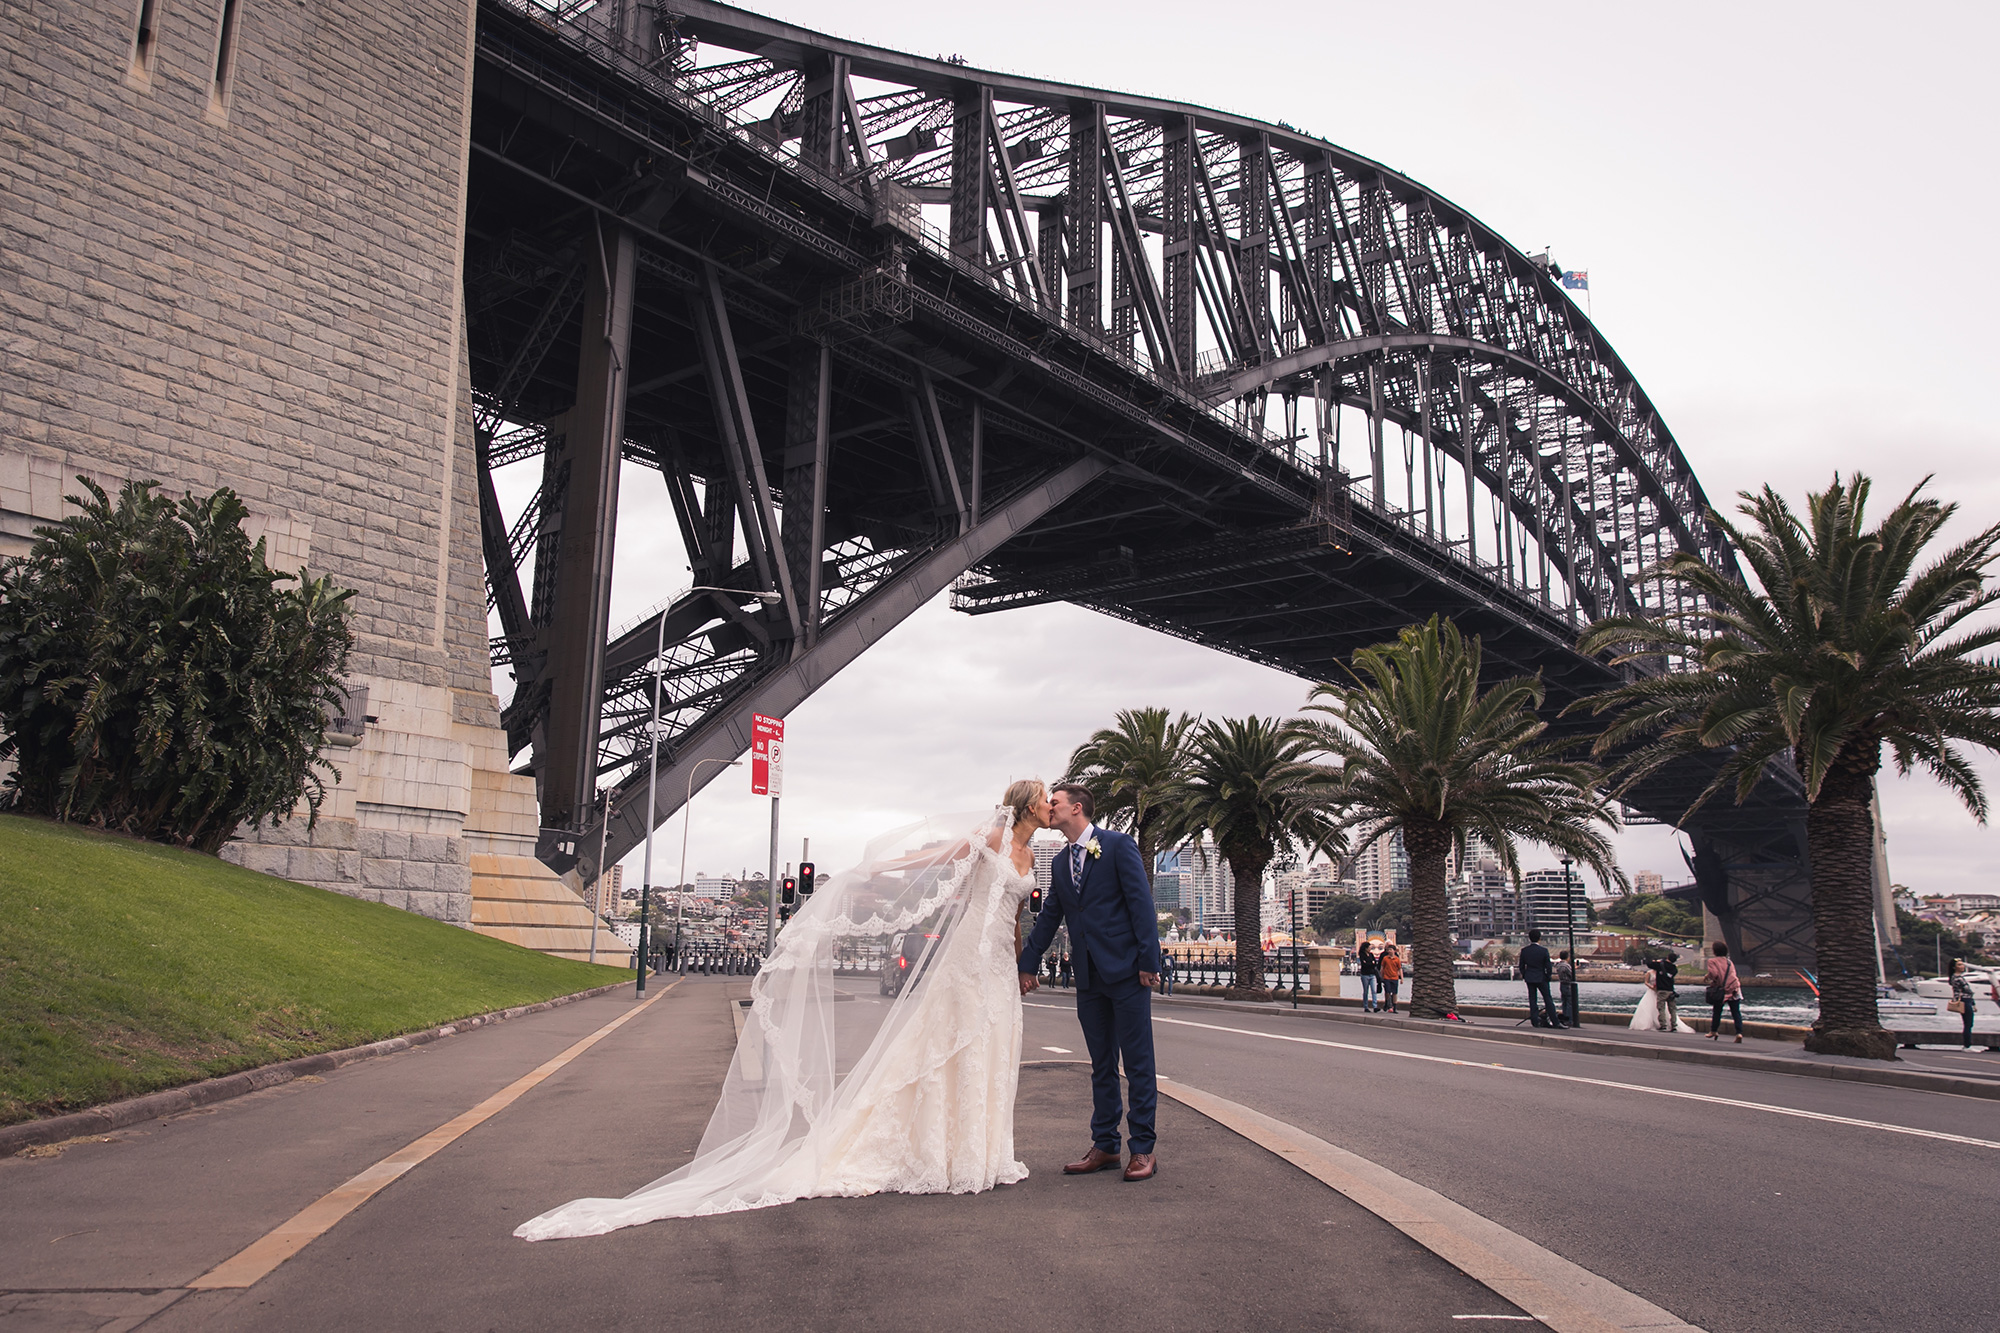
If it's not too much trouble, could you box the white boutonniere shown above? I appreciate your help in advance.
[1085,837,1103,859]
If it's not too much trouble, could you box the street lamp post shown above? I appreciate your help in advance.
[1289,886,1300,1011]
[1560,854,1579,1027]
[636,586,776,996]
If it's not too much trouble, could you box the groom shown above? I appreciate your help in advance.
[1019,784,1162,1182]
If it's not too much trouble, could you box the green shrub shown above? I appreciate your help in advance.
[0,477,353,852]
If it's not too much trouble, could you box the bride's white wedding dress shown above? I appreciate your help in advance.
[516,820,1033,1240]
[1629,979,1694,1033]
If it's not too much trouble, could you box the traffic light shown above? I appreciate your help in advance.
[1029,885,1042,913]
[780,904,792,923]
[781,874,797,906]
[798,861,815,896]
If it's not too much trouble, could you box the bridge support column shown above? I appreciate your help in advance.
[539,222,635,830]
[1160,115,1196,379]
[1066,107,1102,331]
[1236,135,1270,362]
[950,86,992,263]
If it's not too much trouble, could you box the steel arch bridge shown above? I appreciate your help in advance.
[464,0,1816,969]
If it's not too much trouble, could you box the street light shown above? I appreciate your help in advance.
[1560,854,1579,1027]
[636,585,775,996]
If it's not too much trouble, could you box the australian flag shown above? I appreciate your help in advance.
[1561,270,1589,291]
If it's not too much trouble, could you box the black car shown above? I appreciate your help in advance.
[879,929,941,997]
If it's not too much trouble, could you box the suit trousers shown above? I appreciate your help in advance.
[1524,979,1559,1026]
[1075,972,1157,1154]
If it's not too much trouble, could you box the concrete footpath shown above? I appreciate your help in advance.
[3,977,1572,1332]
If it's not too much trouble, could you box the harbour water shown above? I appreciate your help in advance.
[1324,976,1999,1035]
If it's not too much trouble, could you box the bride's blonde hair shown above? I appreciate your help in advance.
[1001,778,1046,825]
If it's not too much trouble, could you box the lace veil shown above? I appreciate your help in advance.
[516,806,1018,1239]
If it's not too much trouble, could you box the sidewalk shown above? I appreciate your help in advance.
[5,977,1552,1332]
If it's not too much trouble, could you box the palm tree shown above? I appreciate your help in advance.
[1572,475,2000,1060]
[1065,707,1199,888]
[1161,716,1341,999]
[1302,616,1624,1020]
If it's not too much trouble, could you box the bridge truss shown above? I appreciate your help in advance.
[463,0,1815,968]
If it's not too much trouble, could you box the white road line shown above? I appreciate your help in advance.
[1040,1045,1072,1054]
[1133,1011,2000,1152]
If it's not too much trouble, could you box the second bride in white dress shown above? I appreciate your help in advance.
[1629,964,1693,1033]
[515,780,1049,1240]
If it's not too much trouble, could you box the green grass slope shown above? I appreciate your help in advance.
[0,813,629,1125]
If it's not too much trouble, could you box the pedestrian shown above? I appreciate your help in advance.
[1654,953,1680,1032]
[1520,931,1559,1027]
[1378,945,1403,1013]
[1358,941,1381,1012]
[1160,954,1176,997]
[1947,958,1977,1049]
[1557,949,1580,1027]
[1046,953,1059,988]
[1705,941,1744,1043]
[1059,953,1073,988]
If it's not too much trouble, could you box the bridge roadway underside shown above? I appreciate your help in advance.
[461,0,1812,970]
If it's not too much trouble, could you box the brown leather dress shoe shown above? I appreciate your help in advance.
[1122,1152,1157,1182]
[1063,1147,1123,1175]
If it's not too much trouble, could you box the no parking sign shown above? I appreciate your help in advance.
[751,714,784,796]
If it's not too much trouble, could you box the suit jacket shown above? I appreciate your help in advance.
[1519,942,1552,983]
[1018,827,1162,989]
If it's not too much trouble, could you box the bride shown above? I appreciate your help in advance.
[1630,959,1693,1033]
[515,779,1050,1240]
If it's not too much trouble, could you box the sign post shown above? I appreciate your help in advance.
[753,714,784,952]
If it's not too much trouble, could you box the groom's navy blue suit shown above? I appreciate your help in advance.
[1019,826,1162,1155]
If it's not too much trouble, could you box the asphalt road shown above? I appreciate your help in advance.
[1021,994,2000,1333]
[2,978,1545,1333]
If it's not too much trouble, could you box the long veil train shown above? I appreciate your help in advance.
[515,808,1015,1239]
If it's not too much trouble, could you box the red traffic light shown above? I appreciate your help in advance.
[781,875,797,905]
[1029,886,1042,913]
[798,861,815,896]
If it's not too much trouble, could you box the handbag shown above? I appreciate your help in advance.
[1947,999,1965,1014]
[1705,982,1725,1006]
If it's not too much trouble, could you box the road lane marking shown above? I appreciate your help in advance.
[1040,1046,1073,1054]
[1112,1010,2000,1152]
[1156,1080,1700,1333]
[188,983,679,1290]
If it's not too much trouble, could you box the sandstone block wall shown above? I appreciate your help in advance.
[0,1,611,951]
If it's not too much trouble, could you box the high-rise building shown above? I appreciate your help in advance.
[1032,833,1063,892]
[1633,870,1664,896]
[588,864,623,920]
[1151,870,1186,911]
[1352,829,1407,902]
[1169,837,1234,929]
[1450,860,1521,937]
[1520,868,1590,932]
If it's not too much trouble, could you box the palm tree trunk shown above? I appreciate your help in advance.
[1403,819,1458,1019]
[1224,845,1269,1000]
[1802,743,1896,1060]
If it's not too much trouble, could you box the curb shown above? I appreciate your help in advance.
[1153,994,2000,1101]
[0,979,642,1156]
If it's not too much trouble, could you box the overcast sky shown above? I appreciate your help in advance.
[499,1,2000,892]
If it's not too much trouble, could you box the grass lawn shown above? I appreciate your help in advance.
[0,813,629,1126]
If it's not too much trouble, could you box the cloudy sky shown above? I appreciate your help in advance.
[500,1,2000,891]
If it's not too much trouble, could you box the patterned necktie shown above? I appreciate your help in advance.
[1069,842,1084,887]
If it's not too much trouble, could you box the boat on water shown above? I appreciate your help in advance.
[1877,990,1937,1015]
